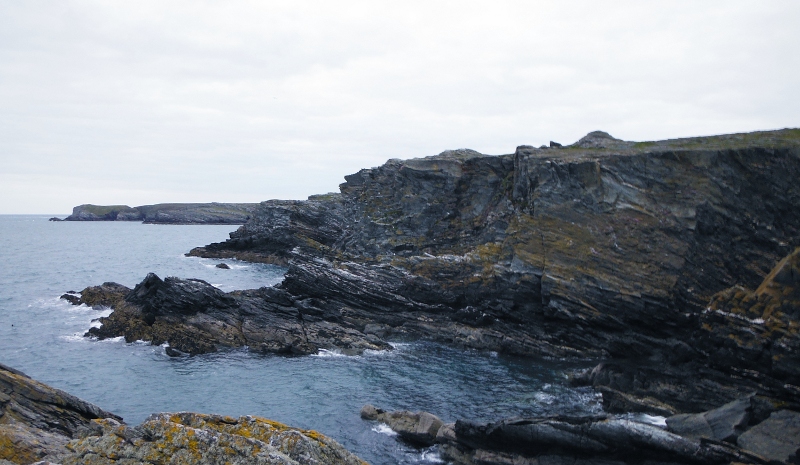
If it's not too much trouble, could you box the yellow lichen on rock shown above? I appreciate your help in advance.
[62,413,368,465]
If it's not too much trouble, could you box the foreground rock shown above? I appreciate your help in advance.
[1,363,368,465]
[361,404,786,465]
[69,273,390,356]
[62,413,367,465]
[59,203,258,224]
[0,363,120,464]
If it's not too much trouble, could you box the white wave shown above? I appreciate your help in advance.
[60,334,88,343]
[98,336,125,343]
[371,423,397,436]
[363,348,392,356]
[312,349,350,358]
[89,320,103,329]
[418,449,444,463]
[634,413,667,427]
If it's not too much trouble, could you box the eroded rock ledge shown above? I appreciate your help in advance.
[361,402,800,464]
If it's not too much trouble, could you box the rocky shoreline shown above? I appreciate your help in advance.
[0,363,367,465]
[53,128,800,463]
[52,202,258,224]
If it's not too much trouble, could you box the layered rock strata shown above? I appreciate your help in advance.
[0,363,367,465]
[0,363,120,464]
[86,129,800,413]
[360,404,797,465]
[60,203,258,224]
[67,274,390,356]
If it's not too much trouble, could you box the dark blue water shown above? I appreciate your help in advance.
[0,215,601,464]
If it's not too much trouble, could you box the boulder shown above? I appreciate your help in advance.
[360,405,443,446]
[666,395,753,443]
[737,410,800,462]
[216,263,231,269]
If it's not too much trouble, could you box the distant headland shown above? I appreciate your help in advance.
[50,202,258,224]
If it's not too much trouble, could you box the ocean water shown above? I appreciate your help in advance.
[0,215,601,464]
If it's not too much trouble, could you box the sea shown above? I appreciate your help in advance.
[0,215,604,464]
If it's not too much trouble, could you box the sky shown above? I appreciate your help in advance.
[1,1,798,214]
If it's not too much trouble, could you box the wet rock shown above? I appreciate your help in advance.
[737,410,800,463]
[360,405,443,446]
[60,283,130,308]
[666,395,753,443]
[439,415,769,465]
[216,263,230,269]
[84,273,391,356]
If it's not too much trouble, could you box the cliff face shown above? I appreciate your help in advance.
[193,129,800,356]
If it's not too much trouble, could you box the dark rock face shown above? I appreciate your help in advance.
[66,129,800,430]
[666,396,753,443]
[361,405,777,465]
[75,273,390,356]
[173,129,800,413]
[59,203,258,224]
[736,410,800,463]
[0,363,120,463]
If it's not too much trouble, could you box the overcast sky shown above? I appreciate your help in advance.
[1,1,798,214]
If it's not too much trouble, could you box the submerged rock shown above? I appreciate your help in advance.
[216,263,231,269]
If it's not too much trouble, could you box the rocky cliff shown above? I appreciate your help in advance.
[88,129,800,414]
[59,203,258,224]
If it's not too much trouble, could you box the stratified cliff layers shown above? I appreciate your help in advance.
[86,129,800,415]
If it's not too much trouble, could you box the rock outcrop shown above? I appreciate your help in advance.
[0,363,368,465]
[62,413,367,465]
[70,274,390,356]
[85,129,800,413]
[0,363,120,464]
[360,404,794,465]
[60,203,258,224]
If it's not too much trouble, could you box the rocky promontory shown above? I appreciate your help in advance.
[77,129,800,444]
[58,202,258,224]
[0,363,368,465]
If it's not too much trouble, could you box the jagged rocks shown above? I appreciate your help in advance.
[360,405,777,465]
[70,273,391,356]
